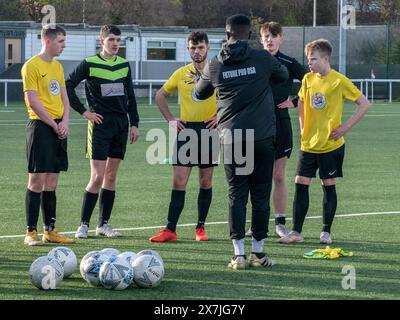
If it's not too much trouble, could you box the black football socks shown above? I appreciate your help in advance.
[322,185,337,233]
[166,190,185,232]
[80,191,99,226]
[275,216,286,225]
[292,183,309,233]
[41,191,56,232]
[26,189,41,232]
[197,188,212,229]
[98,188,115,227]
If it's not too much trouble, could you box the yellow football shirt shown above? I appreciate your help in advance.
[21,55,66,120]
[163,63,216,122]
[298,70,362,153]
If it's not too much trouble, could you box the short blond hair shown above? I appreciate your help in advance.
[305,39,332,57]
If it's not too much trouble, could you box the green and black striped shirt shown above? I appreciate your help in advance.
[66,54,139,127]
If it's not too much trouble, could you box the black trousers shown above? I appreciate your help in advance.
[224,137,275,241]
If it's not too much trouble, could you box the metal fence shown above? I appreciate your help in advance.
[1,78,400,107]
[0,79,167,107]
[281,24,400,80]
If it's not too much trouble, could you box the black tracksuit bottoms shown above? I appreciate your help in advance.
[224,137,275,241]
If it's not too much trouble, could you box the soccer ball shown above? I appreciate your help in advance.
[132,255,164,288]
[100,248,120,257]
[48,247,77,278]
[117,252,138,267]
[29,256,64,290]
[99,256,134,290]
[79,251,99,279]
[137,249,164,266]
[81,253,108,286]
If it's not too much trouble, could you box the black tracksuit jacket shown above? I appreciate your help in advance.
[272,51,308,119]
[195,40,289,142]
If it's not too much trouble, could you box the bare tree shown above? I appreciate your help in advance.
[81,0,183,26]
[380,0,400,24]
[51,0,85,23]
[4,0,399,27]
[129,0,183,26]
[19,0,50,22]
[181,0,224,28]
[0,0,28,21]
[348,0,384,24]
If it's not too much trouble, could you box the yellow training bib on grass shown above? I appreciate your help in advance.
[303,246,354,259]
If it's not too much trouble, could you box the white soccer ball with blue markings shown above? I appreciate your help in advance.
[80,251,99,279]
[137,249,164,266]
[117,252,138,267]
[81,252,108,286]
[132,255,164,288]
[100,248,120,257]
[29,256,64,290]
[99,256,134,290]
[48,246,77,278]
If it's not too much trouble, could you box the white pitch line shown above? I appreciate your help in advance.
[1,113,400,124]
[364,114,400,117]
[0,118,165,123]
[0,210,398,240]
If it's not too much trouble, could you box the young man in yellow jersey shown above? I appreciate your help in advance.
[22,25,75,245]
[149,31,218,242]
[279,39,370,244]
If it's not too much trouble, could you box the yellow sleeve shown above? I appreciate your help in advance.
[298,77,307,101]
[59,63,66,88]
[163,68,181,94]
[21,62,38,92]
[342,77,362,102]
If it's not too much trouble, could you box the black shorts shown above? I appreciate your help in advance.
[296,144,345,180]
[275,117,293,160]
[172,122,219,168]
[86,113,129,161]
[26,120,68,173]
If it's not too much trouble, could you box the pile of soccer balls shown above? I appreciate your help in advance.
[80,248,164,290]
[29,246,78,290]
[29,247,165,291]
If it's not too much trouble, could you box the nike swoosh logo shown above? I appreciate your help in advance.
[284,148,292,153]
[41,74,47,78]
[329,171,337,176]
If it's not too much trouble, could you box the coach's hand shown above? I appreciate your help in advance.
[83,111,103,125]
[205,115,217,129]
[277,99,295,109]
[58,120,69,140]
[185,67,202,85]
[169,118,186,132]
[130,126,139,144]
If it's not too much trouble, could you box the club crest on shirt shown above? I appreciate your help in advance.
[49,80,61,96]
[312,92,326,110]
